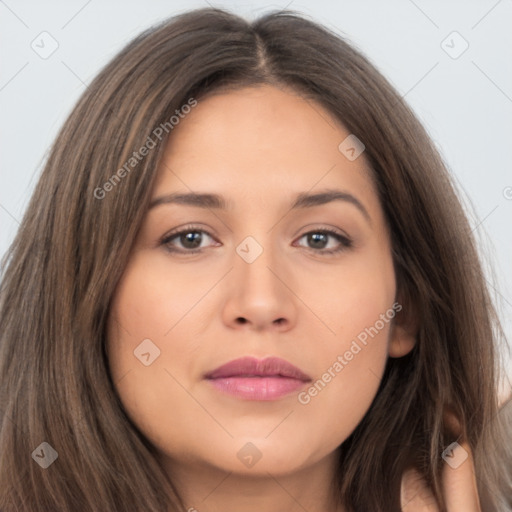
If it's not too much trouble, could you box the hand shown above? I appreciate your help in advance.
[400,440,481,511]
[400,409,481,511]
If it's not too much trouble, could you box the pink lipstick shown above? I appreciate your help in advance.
[204,356,311,401]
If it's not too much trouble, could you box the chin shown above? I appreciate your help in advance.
[200,436,323,476]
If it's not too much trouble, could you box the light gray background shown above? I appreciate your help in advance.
[1,0,511,394]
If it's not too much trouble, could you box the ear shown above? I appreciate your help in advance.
[388,319,416,358]
[388,297,418,358]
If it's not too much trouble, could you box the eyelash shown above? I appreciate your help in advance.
[160,224,353,256]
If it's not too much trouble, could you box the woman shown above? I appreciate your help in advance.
[0,7,511,511]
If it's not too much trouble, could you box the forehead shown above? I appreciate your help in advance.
[152,85,380,218]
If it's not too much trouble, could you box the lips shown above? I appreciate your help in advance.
[204,356,312,401]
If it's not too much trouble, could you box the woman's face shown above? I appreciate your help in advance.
[106,85,414,478]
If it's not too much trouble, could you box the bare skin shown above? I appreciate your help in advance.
[106,85,481,511]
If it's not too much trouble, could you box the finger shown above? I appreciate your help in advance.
[441,440,481,512]
[401,468,440,512]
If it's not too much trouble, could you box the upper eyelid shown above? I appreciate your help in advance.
[162,226,217,243]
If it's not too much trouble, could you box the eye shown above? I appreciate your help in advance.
[161,225,219,254]
[160,225,353,256]
[294,228,353,255]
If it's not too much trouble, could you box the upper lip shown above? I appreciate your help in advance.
[204,356,312,381]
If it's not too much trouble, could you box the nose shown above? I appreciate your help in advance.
[221,236,298,333]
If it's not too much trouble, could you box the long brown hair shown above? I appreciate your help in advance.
[1,7,510,511]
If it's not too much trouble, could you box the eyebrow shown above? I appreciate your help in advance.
[148,189,371,223]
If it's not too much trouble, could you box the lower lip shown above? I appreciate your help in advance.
[206,376,308,400]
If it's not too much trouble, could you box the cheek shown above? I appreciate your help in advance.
[108,255,204,341]
[105,254,199,438]
[295,300,393,450]
[300,240,396,341]
[294,248,395,437]
[106,250,239,455]
[106,249,219,375]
